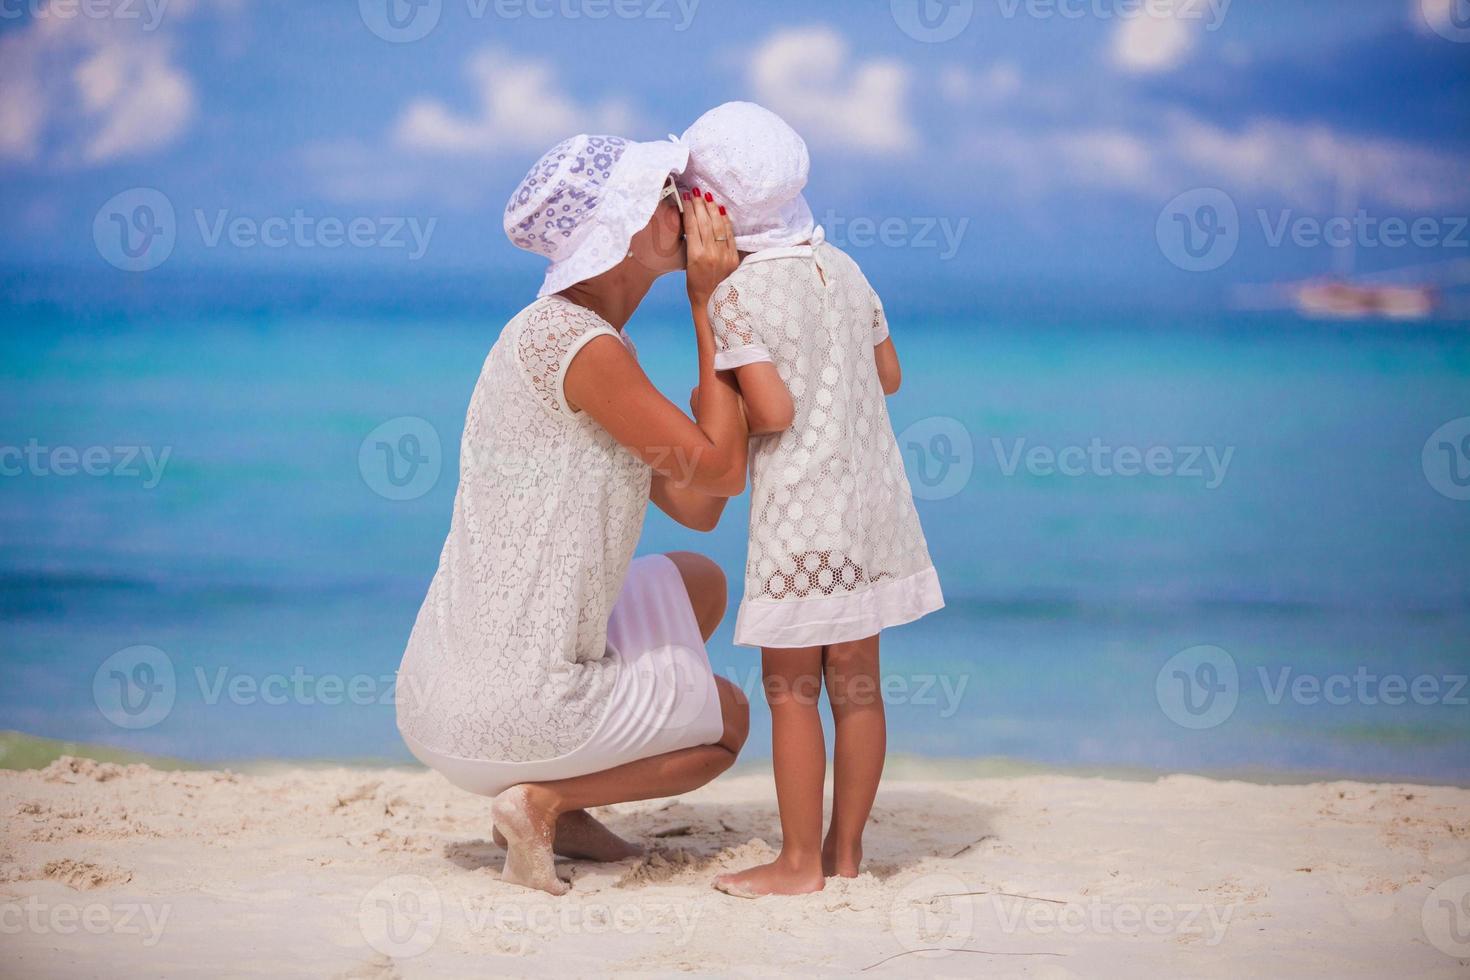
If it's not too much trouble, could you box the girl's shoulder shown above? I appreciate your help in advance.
[814,242,874,289]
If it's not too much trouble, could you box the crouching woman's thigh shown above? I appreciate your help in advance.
[713,675,749,757]
[665,551,727,641]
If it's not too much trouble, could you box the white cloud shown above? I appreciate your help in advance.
[748,26,916,155]
[0,15,196,167]
[940,62,1022,106]
[967,111,1470,212]
[392,49,636,157]
[307,47,642,203]
[1111,3,1198,74]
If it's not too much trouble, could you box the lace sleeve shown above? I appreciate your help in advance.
[709,277,774,372]
[515,300,621,416]
[871,289,890,345]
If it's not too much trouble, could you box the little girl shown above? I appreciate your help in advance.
[678,103,945,897]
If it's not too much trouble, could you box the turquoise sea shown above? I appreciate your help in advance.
[3,291,1468,781]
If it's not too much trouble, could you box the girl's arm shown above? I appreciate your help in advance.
[874,337,902,395]
[564,196,748,514]
[730,363,794,435]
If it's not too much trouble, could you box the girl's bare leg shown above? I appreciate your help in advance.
[714,646,827,898]
[821,634,884,878]
[494,552,746,895]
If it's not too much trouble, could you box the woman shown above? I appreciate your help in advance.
[395,134,750,896]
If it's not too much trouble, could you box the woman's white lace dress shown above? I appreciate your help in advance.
[710,240,944,648]
[396,296,651,763]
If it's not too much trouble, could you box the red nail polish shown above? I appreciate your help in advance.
[704,192,713,202]
[682,192,690,201]
[719,206,727,215]
[690,185,700,196]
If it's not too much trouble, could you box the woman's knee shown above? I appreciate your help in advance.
[665,551,727,640]
[714,675,749,755]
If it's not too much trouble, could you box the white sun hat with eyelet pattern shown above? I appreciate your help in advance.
[676,101,817,253]
[505,134,690,297]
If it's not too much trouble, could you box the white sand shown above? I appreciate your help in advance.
[3,756,1469,977]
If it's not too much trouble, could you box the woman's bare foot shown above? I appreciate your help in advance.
[714,856,825,898]
[492,810,642,862]
[490,785,568,896]
[821,837,863,878]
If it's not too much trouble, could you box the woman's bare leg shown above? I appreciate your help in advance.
[492,552,730,863]
[495,551,747,894]
[821,633,884,878]
[494,677,748,893]
[714,646,827,898]
[492,810,642,861]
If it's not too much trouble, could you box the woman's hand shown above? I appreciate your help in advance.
[683,190,739,307]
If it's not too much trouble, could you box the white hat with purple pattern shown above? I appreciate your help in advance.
[505,134,690,297]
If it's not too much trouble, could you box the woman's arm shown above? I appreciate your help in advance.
[564,195,748,504]
[874,336,902,395]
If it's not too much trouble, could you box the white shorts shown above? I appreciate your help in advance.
[403,554,726,798]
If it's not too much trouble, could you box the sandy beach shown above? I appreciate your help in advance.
[2,756,1468,977]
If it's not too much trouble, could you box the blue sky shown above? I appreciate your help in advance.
[2,0,1468,312]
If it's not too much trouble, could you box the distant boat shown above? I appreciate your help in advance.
[1231,169,1466,322]
[1234,260,1470,323]
[1291,278,1439,321]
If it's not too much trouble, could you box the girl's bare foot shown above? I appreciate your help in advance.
[821,837,863,878]
[490,785,568,896]
[492,809,643,862]
[714,857,825,898]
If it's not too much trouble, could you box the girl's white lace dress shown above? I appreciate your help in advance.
[396,297,723,788]
[711,240,944,648]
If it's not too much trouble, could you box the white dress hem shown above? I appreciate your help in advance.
[733,565,945,649]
